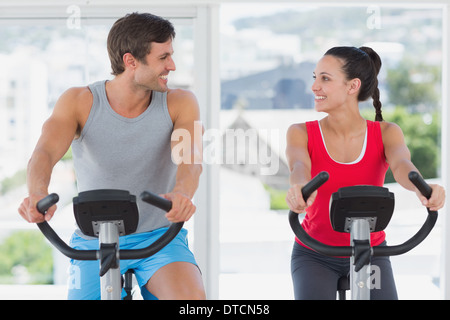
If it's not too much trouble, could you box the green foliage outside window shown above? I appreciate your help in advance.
[0,231,53,284]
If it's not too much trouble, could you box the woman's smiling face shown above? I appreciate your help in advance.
[311,55,355,113]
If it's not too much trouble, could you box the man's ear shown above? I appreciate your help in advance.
[123,52,137,70]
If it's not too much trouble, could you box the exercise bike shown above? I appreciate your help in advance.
[36,189,183,300]
[289,171,438,300]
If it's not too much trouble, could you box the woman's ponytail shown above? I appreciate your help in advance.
[359,46,383,122]
[325,46,384,121]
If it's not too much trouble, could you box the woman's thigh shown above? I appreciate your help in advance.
[291,242,348,300]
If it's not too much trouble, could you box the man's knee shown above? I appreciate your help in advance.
[171,285,206,300]
[149,282,206,300]
[145,262,206,300]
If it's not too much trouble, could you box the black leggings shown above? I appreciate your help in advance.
[291,241,398,300]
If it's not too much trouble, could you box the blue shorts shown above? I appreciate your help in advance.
[67,227,197,300]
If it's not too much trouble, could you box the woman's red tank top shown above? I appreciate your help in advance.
[296,120,389,249]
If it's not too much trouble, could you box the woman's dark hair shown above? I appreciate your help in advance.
[107,12,176,76]
[325,46,383,121]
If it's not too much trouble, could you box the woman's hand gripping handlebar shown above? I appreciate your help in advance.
[287,172,353,256]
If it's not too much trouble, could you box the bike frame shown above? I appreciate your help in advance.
[289,171,438,300]
[99,221,122,300]
[349,219,371,300]
[36,190,183,300]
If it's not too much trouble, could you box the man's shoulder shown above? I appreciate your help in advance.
[167,88,197,102]
[166,88,199,111]
[166,88,200,124]
[60,86,93,105]
[54,86,93,133]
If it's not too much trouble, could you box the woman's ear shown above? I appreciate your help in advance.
[348,78,362,96]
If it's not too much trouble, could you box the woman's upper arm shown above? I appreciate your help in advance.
[381,121,419,189]
[381,122,411,171]
[286,123,311,183]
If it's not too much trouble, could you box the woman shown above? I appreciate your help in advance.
[286,46,445,300]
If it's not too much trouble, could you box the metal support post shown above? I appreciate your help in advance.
[99,222,121,300]
[350,219,371,300]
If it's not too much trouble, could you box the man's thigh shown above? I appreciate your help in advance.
[128,228,203,299]
[145,261,205,299]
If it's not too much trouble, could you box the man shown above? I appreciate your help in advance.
[18,12,205,300]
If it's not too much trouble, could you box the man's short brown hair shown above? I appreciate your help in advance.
[107,12,176,75]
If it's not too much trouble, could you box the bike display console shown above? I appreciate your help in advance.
[73,189,139,237]
[330,185,395,233]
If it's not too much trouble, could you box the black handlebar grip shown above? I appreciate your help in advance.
[408,171,432,200]
[140,191,173,212]
[36,193,60,214]
[301,171,329,201]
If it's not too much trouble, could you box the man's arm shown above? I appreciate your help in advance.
[164,89,203,222]
[18,87,91,223]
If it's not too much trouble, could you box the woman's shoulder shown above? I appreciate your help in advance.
[379,121,405,144]
[288,122,307,131]
[286,122,309,145]
[287,120,320,133]
[379,121,403,134]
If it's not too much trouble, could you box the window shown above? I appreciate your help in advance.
[0,2,447,300]
[0,8,194,288]
[219,3,443,299]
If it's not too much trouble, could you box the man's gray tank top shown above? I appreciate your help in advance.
[71,80,177,239]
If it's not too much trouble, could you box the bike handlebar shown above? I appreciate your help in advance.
[36,191,183,261]
[289,171,438,257]
[121,192,183,259]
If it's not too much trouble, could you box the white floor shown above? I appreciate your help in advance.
[0,273,441,300]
